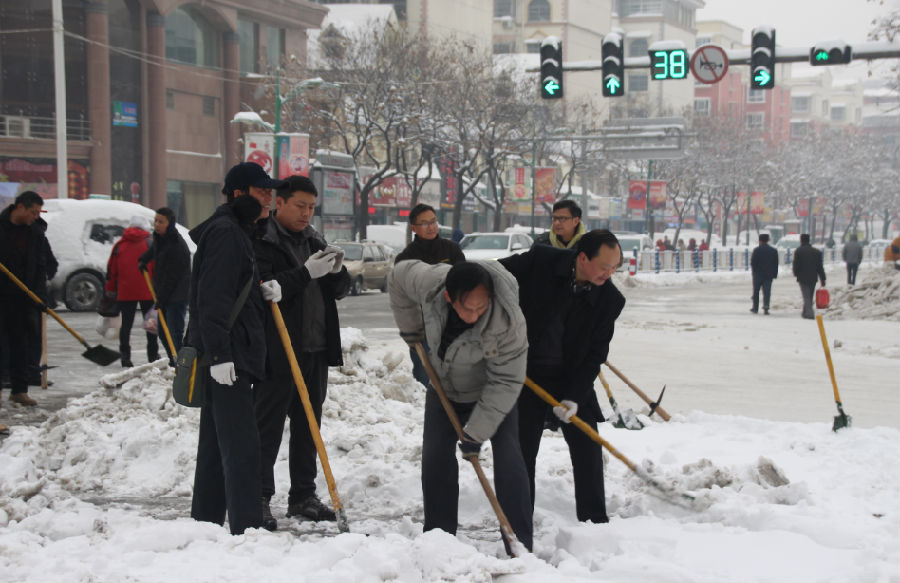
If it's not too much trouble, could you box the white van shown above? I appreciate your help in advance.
[42,199,195,311]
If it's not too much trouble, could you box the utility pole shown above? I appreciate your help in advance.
[52,0,68,198]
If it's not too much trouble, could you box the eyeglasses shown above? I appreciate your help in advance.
[551,215,574,223]
[413,219,439,227]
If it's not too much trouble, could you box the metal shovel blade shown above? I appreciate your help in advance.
[614,408,644,430]
[82,344,121,367]
[335,507,350,533]
[833,403,852,432]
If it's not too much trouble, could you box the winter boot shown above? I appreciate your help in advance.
[261,497,277,531]
[287,495,336,522]
[120,346,133,368]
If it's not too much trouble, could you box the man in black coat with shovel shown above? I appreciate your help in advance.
[0,191,51,407]
[499,229,626,524]
[253,175,350,531]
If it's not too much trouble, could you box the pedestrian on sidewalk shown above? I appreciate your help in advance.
[0,191,52,407]
[253,175,350,530]
[139,207,190,366]
[532,200,586,250]
[792,234,826,319]
[842,233,862,285]
[750,233,779,314]
[105,215,158,367]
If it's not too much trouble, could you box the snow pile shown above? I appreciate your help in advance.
[1,332,898,582]
[823,266,900,321]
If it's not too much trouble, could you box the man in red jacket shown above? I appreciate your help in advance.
[105,215,159,367]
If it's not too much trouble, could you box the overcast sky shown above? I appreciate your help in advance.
[697,0,897,81]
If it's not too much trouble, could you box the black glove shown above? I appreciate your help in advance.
[138,262,147,273]
[458,431,482,460]
[401,331,426,347]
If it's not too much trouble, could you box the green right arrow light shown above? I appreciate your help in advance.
[754,69,771,86]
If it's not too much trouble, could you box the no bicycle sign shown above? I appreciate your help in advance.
[690,45,729,84]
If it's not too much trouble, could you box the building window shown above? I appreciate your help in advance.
[525,39,541,54]
[831,106,845,122]
[628,38,648,57]
[629,73,648,92]
[528,0,550,21]
[619,0,662,18]
[790,121,809,138]
[494,0,515,17]
[747,112,764,131]
[747,88,765,103]
[238,19,259,74]
[165,7,218,68]
[694,98,710,116]
[695,36,712,48]
[493,42,513,54]
[791,96,810,113]
[202,96,215,117]
[166,89,174,109]
[266,26,284,71]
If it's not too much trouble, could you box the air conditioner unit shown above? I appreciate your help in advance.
[2,116,30,138]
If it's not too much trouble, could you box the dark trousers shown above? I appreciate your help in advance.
[518,377,608,524]
[159,301,187,363]
[846,263,859,285]
[118,300,159,363]
[799,282,816,318]
[751,275,773,311]
[191,374,263,535]
[0,296,29,394]
[255,351,328,504]
[26,307,43,380]
[421,388,533,551]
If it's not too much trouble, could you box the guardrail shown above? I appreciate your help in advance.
[628,244,890,274]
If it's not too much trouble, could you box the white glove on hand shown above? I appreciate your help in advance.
[553,399,578,423]
[324,245,345,274]
[305,250,336,280]
[260,279,282,302]
[210,362,237,386]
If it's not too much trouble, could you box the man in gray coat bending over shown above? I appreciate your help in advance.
[389,259,533,553]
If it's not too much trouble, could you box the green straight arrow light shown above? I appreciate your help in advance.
[815,50,829,62]
[606,77,621,95]
[543,79,560,95]
[754,70,771,86]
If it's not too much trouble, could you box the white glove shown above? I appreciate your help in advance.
[553,399,578,423]
[260,279,282,302]
[324,245,345,274]
[210,362,237,386]
[305,250,336,280]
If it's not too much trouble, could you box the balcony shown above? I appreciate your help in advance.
[0,115,91,142]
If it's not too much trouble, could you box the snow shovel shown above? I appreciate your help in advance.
[815,315,852,432]
[141,269,177,361]
[524,377,696,507]
[414,343,524,557]
[270,301,349,533]
[597,370,643,430]
[605,361,671,421]
[0,260,120,366]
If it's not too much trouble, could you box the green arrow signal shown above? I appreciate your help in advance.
[606,77,621,95]
[754,69,771,86]
[543,79,560,95]
[815,50,829,62]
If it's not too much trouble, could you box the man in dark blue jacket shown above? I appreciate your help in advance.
[252,175,350,530]
[792,234,826,320]
[188,162,284,535]
[499,230,626,524]
[750,233,779,315]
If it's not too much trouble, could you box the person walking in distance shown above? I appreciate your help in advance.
[750,233,779,315]
[188,161,285,535]
[499,230,626,524]
[841,233,862,285]
[792,234,826,320]
[139,207,190,366]
[252,175,350,530]
[532,200,586,249]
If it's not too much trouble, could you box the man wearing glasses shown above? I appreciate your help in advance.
[395,204,465,388]
[533,200,586,249]
[499,230,625,524]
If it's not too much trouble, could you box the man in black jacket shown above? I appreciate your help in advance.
[188,162,284,535]
[394,203,465,388]
[0,191,52,407]
[139,207,190,365]
[792,233,826,320]
[750,233,779,315]
[532,200,587,249]
[499,230,626,524]
[253,175,350,530]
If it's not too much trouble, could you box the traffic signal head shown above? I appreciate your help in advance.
[540,37,563,99]
[750,26,776,90]
[810,43,852,66]
[601,32,625,98]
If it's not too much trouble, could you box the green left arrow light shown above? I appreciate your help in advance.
[543,79,560,95]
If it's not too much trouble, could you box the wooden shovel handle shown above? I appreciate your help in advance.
[141,270,177,359]
[605,361,671,421]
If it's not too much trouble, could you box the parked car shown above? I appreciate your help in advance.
[775,234,803,251]
[614,233,653,271]
[41,198,195,311]
[332,240,393,296]
[459,232,533,260]
[365,222,452,255]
